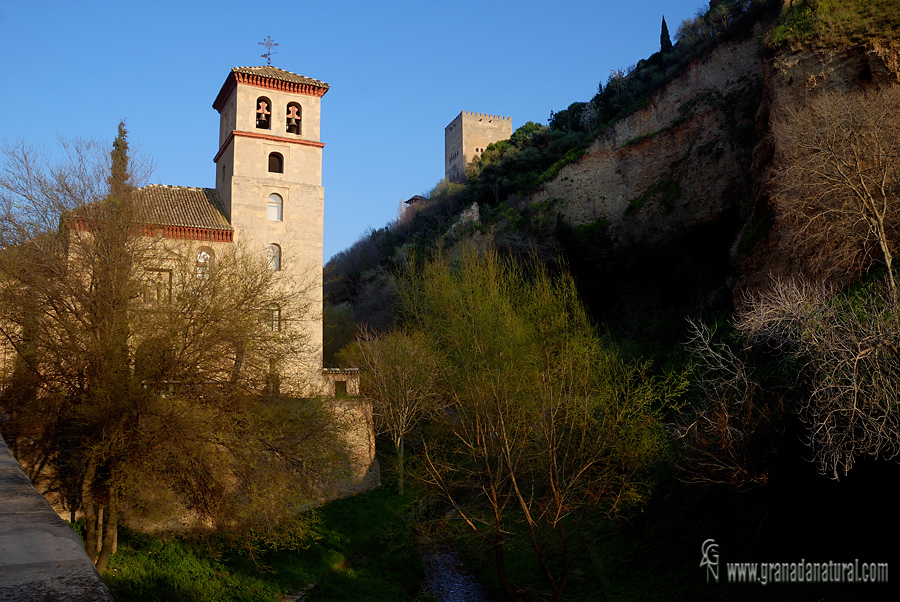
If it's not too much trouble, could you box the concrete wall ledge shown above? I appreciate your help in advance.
[0,435,114,601]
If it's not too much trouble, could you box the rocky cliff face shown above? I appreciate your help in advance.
[526,24,900,306]
[521,31,766,315]
[530,33,763,249]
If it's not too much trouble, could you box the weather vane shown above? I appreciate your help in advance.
[259,36,279,66]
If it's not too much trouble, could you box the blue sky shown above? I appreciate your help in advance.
[0,0,706,262]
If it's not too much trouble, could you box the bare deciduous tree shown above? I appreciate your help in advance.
[772,87,900,304]
[353,326,442,495]
[738,278,900,479]
[678,276,900,483]
[673,320,790,490]
[0,124,341,572]
[579,101,600,134]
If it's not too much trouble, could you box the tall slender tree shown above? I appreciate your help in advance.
[661,15,673,53]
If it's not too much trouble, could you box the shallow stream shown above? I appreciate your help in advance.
[421,544,490,602]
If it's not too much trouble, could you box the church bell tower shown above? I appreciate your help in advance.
[212,66,329,392]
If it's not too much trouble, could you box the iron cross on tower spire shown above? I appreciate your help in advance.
[258,36,279,66]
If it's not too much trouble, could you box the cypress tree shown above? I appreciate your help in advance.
[661,15,673,53]
[108,120,132,200]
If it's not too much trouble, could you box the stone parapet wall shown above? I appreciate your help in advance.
[0,435,113,601]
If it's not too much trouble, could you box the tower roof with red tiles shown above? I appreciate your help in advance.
[213,66,330,111]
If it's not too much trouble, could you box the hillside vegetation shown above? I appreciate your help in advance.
[327,0,783,354]
[322,3,900,598]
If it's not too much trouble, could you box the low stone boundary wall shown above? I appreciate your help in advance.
[0,435,113,601]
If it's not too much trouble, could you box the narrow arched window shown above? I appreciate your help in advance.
[256,97,272,129]
[268,152,284,173]
[267,193,283,221]
[267,303,281,331]
[267,243,282,271]
[196,248,214,279]
[286,102,302,135]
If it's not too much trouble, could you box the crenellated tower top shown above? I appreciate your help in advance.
[445,110,513,183]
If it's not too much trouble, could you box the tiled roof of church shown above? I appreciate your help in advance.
[230,66,330,91]
[135,185,232,231]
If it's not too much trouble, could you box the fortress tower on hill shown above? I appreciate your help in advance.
[445,111,512,183]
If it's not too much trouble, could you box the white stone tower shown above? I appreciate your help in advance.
[212,66,330,393]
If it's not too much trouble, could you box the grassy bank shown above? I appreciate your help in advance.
[100,479,428,602]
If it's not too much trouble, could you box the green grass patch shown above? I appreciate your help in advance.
[103,482,425,602]
[768,0,900,51]
[737,211,775,254]
[537,144,588,185]
[103,534,281,602]
[627,193,649,214]
[626,179,681,215]
[624,116,689,149]
[624,130,659,148]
